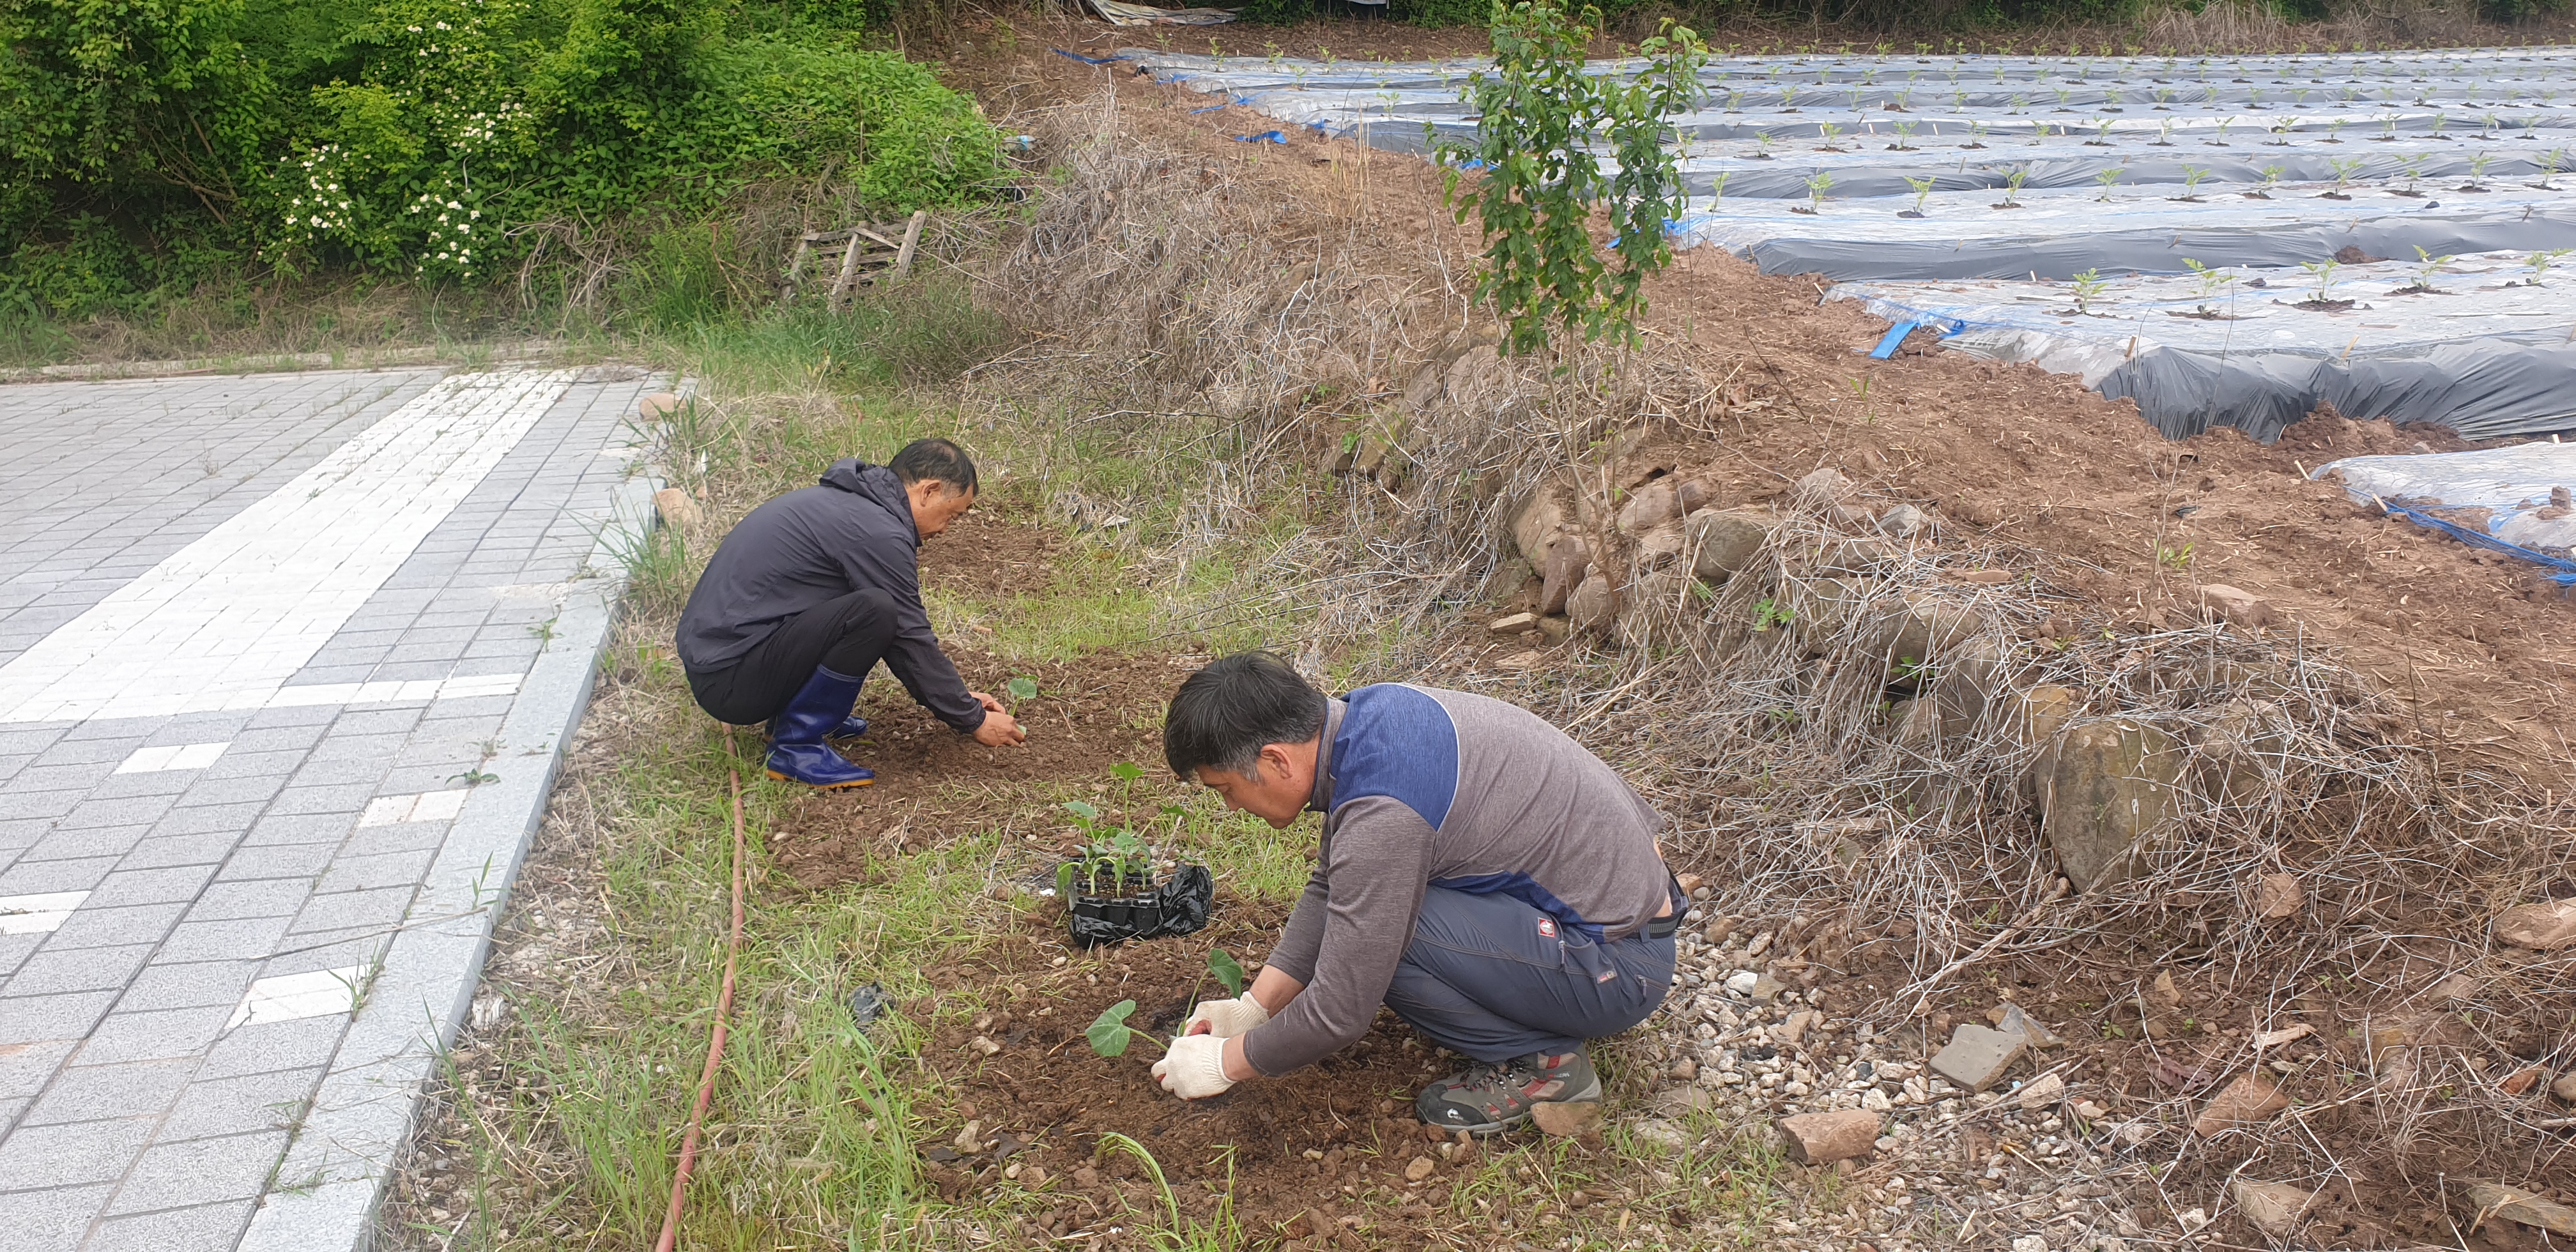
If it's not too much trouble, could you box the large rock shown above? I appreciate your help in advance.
[2196,583,2275,629]
[2459,1182,2576,1236]
[1929,1024,2027,1092]
[1791,466,1855,513]
[2195,698,2294,805]
[2496,898,2576,950]
[1775,1110,1882,1164]
[1617,480,1682,533]
[2193,1071,2290,1134]
[1618,568,1696,647]
[1513,489,1570,565]
[1687,508,1771,581]
[652,486,702,530]
[2014,685,2078,748]
[2230,1180,2320,1236]
[1443,344,1512,414]
[2043,719,2185,890]
[1537,535,1590,616]
[1635,523,1686,571]
[1869,595,1985,676]
[1567,573,1615,633]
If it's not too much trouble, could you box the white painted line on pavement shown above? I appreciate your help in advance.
[356,789,473,828]
[0,890,90,935]
[0,369,577,724]
[262,673,524,710]
[113,741,231,773]
[227,966,367,1030]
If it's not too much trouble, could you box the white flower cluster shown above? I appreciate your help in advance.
[408,186,485,277]
[280,144,355,241]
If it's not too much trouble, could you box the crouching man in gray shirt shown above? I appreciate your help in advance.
[1148,652,1680,1134]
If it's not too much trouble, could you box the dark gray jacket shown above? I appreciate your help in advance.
[676,459,984,731]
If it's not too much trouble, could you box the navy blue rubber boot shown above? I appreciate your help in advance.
[765,714,868,741]
[764,666,876,790]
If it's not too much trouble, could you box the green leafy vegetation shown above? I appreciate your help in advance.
[0,0,1000,322]
[1437,0,1705,354]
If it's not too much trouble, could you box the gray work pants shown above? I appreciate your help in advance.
[1383,885,1678,1062]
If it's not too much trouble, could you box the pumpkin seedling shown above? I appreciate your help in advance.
[1085,999,1165,1057]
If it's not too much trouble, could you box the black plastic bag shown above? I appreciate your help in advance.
[1067,862,1215,947]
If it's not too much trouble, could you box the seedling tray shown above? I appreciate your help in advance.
[1065,860,1215,947]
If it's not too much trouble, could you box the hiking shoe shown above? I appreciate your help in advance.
[1414,1048,1600,1135]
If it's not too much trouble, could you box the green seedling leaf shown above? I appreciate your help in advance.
[1110,761,1144,782]
[1006,676,1039,703]
[1056,862,1076,896]
[1209,949,1246,997]
[1087,1000,1139,1056]
[1062,799,1100,823]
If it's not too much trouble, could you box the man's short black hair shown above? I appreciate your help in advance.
[1163,651,1330,780]
[890,437,977,495]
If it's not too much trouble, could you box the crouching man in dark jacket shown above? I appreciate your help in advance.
[676,438,1024,788]
[1148,652,1679,1134]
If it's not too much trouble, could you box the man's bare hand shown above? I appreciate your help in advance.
[973,708,1026,746]
[967,690,1007,714]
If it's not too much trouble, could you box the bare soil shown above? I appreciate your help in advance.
[765,645,1175,889]
[918,899,1539,1251]
[969,42,2575,775]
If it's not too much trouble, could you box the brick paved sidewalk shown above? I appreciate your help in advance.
[0,365,660,1251]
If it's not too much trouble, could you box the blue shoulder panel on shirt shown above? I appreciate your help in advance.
[1329,685,1460,832]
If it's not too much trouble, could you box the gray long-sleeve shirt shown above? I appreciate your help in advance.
[674,459,983,731]
[1239,684,1670,1076]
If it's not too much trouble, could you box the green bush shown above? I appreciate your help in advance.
[0,0,1001,310]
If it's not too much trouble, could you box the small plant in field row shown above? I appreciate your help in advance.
[1706,171,1729,206]
[2254,164,2284,197]
[1802,171,1834,212]
[1815,121,1844,148]
[2397,153,2427,195]
[2522,248,2572,286]
[2094,167,2124,201]
[1005,676,1039,705]
[2298,259,2343,305]
[2211,115,2237,145]
[1902,175,1936,216]
[2405,246,2454,293]
[2069,267,2110,314]
[2154,118,2176,146]
[2464,153,2494,189]
[2326,156,2363,197]
[1997,165,2028,208]
[2182,257,2234,314]
[2536,148,2564,190]
[2088,118,2113,145]
[2175,165,2209,200]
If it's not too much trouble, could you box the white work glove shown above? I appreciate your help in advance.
[1182,991,1270,1039]
[1151,1034,1234,1099]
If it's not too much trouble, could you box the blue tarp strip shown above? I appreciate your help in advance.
[1869,321,1919,360]
[2382,502,2576,586]
[1236,130,1288,144]
[1052,49,1123,64]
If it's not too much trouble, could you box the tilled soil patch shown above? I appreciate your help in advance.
[921,505,1066,600]
[770,649,1194,889]
[916,899,1521,1249]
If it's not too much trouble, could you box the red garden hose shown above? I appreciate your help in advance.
[654,754,747,1252]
